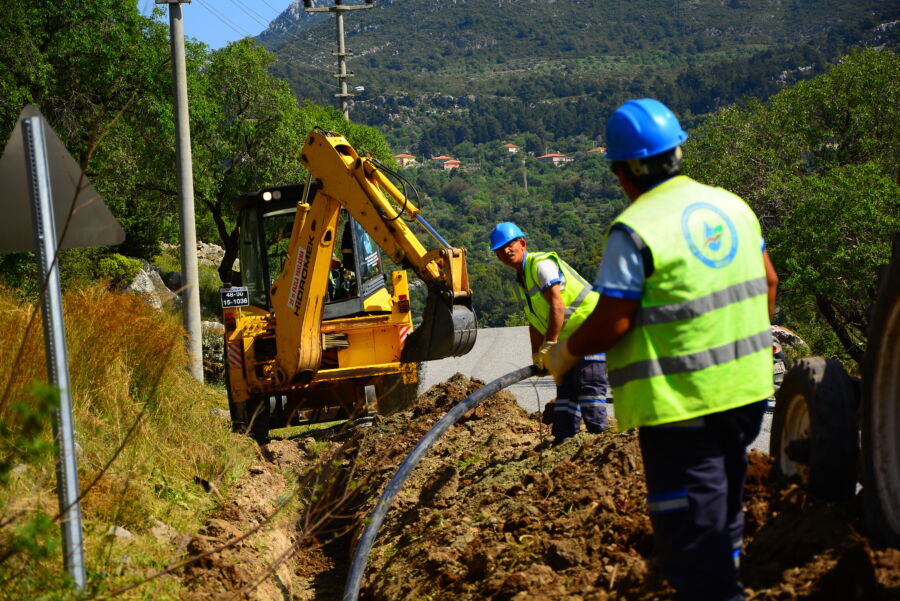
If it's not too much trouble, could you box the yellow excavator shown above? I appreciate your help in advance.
[221,129,477,440]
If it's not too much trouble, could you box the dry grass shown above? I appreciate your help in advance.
[0,284,255,600]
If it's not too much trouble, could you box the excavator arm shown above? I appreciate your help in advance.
[269,129,476,387]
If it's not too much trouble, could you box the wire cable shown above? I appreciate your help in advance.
[227,0,272,27]
[369,158,419,222]
[258,0,282,12]
[194,0,253,38]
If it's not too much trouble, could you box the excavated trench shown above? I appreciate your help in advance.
[179,374,900,601]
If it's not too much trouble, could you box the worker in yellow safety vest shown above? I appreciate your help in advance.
[490,222,610,445]
[539,98,779,601]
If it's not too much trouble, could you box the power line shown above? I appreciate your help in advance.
[194,0,253,39]
[226,0,271,27]
[257,0,283,13]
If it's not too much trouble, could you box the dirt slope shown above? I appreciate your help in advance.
[180,375,900,600]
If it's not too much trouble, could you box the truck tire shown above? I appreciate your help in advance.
[861,233,900,546]
[770,357,858,501]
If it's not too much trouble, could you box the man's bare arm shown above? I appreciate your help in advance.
[541,283,565,343]
[763,250,779,321]
[566,296,640,356]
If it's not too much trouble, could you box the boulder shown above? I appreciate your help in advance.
[126,262,180,310]
[202,320,226,385]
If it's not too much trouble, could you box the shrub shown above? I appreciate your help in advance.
[95,253,143,289]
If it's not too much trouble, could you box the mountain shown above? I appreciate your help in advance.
[264,0,899,153]
[257,1,330,50]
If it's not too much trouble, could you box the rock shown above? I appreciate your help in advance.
[149,518,178,542]
[202,321,225,336]
[202,321,226,385]
[197,241,225,268]
[161,241,238,274]
[107,525,134,540]
[126,263,179,310]
[772,325,808,350]
[210,408,230,420]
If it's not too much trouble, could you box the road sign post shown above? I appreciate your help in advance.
[22,115,86,589]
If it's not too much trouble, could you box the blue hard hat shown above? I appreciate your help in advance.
[605,98,688,161]
[490,222,525,251]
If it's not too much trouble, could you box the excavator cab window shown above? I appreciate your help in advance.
[238,207,267,309]
[235,184,306,310]
[235,185,386,314]
[324,210,387,318]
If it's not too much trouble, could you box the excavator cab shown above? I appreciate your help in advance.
[233,184,390,319]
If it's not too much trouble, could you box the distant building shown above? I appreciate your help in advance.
[442,159,461,170]
[394,153,417,168]
[502,143,521,154]
[586,146,607,154]
[432,155,454,163]
[537,153,573,166]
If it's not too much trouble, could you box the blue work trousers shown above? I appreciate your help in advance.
[639,401,765,601]
[553,359,609,443]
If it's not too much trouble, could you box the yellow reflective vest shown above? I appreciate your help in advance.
[607,176,773,430]
[514,251,599,340]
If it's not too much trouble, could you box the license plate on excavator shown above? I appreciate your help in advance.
[220,286,249,308]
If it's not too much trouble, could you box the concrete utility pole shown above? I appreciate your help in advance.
[158,0,203,382]
[521,158,528,194]
[303,0,375,119]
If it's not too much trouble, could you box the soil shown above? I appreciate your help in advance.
[179,374,900,600]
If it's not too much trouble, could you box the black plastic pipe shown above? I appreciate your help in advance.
[342,364,541,601]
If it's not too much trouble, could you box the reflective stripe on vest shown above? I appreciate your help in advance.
[514,251,599,339]
[606,176,774,430]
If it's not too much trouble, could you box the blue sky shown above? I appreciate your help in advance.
[138,0,294,49]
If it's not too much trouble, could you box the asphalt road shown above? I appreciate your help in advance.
[419,325,773,453]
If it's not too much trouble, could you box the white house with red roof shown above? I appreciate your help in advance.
[394,153,417,168]
[537,152,573,166]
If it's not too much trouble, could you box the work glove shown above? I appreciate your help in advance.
[531,340,556,375]
[547,340,581,385]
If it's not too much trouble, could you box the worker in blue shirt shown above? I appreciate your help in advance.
[541,98,779,601]
[490,222,609,445]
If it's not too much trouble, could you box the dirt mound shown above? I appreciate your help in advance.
[181,374,900,600]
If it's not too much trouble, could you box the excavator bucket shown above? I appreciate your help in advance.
[401,285,477,362]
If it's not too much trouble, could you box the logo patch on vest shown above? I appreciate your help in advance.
[681,202,738,268]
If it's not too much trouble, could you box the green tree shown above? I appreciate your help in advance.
[189,39,393,283]
[685,48,900,363]
[0,1,176,288]
[770,164,899,363]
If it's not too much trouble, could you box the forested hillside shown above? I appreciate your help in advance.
[0,2,896,365]
[261,1,899,361]
[373,49,899,355]
[268,0,899,154]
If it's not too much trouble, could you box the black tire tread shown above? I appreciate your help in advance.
[861,233,900,546]
[770,357,858,501]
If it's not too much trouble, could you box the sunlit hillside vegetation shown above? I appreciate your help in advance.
[0,285,254,599]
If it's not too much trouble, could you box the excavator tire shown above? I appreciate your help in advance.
[861,233,900,546]
[224,349,248,433]
[245,396,271,444]
[377,370,420,416]
[770,357,858,502]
